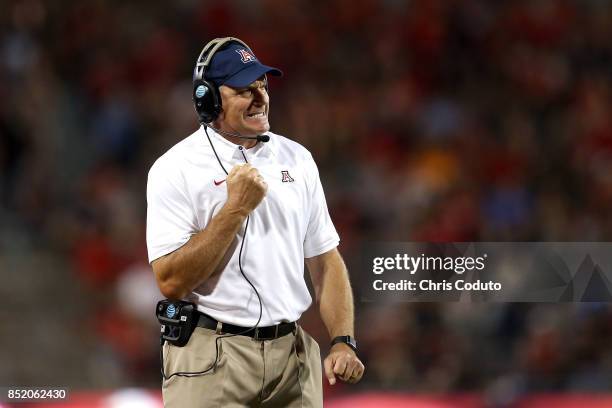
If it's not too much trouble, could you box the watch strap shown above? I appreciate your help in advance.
[331,335,357,352]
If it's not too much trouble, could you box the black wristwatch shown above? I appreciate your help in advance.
[331,335,357,352]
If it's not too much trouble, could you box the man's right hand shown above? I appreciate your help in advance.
[224,164,267,216]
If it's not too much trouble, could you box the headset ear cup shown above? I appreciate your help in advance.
[193,80,221,123]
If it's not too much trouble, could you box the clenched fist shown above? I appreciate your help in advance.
[224,164,267,216]
[324,343,365,385]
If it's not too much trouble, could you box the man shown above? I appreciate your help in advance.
[146,37,364,407]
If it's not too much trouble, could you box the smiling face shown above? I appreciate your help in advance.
[214,77,270,139]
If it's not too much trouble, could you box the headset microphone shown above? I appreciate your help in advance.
[203,122,270,143]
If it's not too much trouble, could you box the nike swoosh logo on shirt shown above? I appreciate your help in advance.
[214,179,226,186]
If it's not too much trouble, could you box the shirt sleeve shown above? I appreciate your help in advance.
[303,154,340,258]
[146,158,198,263]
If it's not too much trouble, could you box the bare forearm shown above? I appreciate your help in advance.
[320,268,354,338]
[309,250,355,339]
[154,204,246,299]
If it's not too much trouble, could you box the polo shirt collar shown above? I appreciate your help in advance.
[201,126,275,160]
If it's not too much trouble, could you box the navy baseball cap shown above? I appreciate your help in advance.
[206,43,283,88]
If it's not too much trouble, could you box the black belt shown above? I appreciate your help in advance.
[197,313,296,340]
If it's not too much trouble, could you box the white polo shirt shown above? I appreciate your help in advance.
[146,126,339,326]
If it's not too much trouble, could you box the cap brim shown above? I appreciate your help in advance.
[223,63,283,88]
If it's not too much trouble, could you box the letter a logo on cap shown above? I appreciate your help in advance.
[236,49,257,63]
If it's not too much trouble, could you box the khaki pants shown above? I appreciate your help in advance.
[162,325,323,408]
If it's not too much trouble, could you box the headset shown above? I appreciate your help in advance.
[193,36,253,124]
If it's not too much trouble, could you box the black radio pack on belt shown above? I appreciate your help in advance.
[156,299,198,347]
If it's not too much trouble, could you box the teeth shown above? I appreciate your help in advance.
[248,112,265,117]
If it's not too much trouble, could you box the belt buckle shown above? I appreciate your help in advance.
[274,324,279,339]
[254,327,260,340]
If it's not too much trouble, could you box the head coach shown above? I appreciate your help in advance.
[146,37,364,407]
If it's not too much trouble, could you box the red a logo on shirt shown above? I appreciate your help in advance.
[281,170,295,182]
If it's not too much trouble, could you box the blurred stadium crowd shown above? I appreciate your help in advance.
[1,0,612,402]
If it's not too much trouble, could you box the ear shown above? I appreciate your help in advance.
[218,84,230,98]
[217,85,231,103]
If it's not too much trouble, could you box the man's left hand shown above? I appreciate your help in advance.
[323,343,365,385]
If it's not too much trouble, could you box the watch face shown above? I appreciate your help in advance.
[346,336,357,349]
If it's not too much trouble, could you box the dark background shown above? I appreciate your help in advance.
[1,0,611,403]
